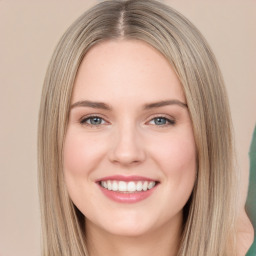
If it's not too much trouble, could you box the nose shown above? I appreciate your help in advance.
[108,123,146,166]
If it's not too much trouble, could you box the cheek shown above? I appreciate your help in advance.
[149,129,197,202]
[152,131,196,215]
[63,130,105,177]
[151,131,196,174]
[63,129,106,213]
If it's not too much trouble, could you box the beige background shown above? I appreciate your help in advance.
[0,0,255,255]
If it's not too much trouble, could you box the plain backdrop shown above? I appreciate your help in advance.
[0,1,255,255]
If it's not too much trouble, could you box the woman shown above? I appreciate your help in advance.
[38,0,252,255]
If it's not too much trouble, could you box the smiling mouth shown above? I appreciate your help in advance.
[99,180,158,193]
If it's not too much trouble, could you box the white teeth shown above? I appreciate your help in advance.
[142,181,148,191]
[148,181,155,189]
[100,180,157,192]
[118,181,127,192]
[136,181,143,191]
[112,181,118,191]
[127,181,136,192]
[107,180,112,190]
[102,181,107,188]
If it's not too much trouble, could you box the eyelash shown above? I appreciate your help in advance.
[80,115,107,127]
[79,114,176,128]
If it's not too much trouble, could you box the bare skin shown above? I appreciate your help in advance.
[64,40,196,256]
[237,209,254,256]
[86,217,182,256]
[64,39,254,256]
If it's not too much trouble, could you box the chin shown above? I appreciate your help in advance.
[101,222,153,237]
[86,211,156,238]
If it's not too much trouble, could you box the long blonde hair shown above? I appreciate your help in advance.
[38,0,238,255]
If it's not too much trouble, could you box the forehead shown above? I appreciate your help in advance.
[72,39,185,104]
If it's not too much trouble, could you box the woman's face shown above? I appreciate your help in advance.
[64,40,196,237]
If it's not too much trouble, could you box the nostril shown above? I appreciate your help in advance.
[108,146,146,165]
[108,131,146,165]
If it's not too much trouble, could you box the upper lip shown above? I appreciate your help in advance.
[95,175,159,182]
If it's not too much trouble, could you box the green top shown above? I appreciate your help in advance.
[246,125,256,256]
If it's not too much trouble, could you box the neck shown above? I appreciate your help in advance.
[85,215,182,256]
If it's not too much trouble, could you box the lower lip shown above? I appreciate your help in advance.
[98,184,158,203]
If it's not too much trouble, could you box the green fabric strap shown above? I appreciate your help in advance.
[246,125,256,256]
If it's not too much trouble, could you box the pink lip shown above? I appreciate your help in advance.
[98,184,158,203]
[96,175,159,204]
[96,175,157,182]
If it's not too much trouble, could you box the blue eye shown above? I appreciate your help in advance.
[149,117,175,126]
[80,115,175,127]
[80,116,106,126]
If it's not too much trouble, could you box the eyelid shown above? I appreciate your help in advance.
[79,114,108,126]
[146,114,176,126]
[78,113,175,127]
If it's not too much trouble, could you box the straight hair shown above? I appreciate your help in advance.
[38,0,238,255]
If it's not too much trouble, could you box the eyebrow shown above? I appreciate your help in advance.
[143,99,187,109]
[70,99,187,111]
[70,100,111,110]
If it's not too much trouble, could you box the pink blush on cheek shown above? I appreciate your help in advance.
[63,129,108,177]
[63,134,91,176]
[60,40,199,241]
[150,136,196,174]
